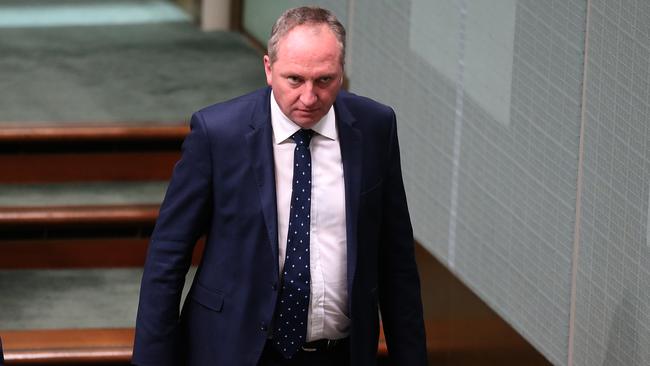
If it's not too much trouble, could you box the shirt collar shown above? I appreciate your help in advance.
[270,90,337,144]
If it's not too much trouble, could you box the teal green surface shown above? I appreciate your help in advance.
[0,0,190,28]
[242,0,292,46]
[0,267,196,329]
[0,182,168,207]
[0,22,265,123]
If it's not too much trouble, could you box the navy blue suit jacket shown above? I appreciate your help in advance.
[133,87,426,365]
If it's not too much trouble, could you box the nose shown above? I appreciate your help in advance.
[299,83,317,107]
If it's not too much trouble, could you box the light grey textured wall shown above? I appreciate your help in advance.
[345,1,584,364]
[242,1,650,365]
[572,0,650,365]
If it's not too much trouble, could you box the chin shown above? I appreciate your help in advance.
[291,115,321,128]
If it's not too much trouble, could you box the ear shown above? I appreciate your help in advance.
[263,55,273,86]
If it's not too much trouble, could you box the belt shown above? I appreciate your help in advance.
[300,337,349,352]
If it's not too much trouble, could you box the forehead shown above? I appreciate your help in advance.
[275,24,342,66]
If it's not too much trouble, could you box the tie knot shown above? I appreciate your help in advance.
[292,129,313,147]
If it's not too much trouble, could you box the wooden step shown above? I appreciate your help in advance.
[0,181,204,268]
[0,204,162,269]
[0,238,150,269]
[0,326,382,365]
[0,319,541,365]
[0,205,158,227]
[0,124,187,183]
[0,204,159,242]
[0,152,180,183]
[0,237,205,269]
[0,182,167,238]
[1,328,134,365]
[0,123,188,143]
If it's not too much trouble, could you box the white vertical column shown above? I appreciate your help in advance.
[201,0,230,31]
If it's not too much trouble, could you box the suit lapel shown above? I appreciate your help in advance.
[245,88,280,278]
[244,89,363,301]
[335,96,362,309]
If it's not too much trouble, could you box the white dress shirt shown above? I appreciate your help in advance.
[270,91,350,341]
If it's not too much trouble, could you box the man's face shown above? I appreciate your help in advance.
[264,24,343,129]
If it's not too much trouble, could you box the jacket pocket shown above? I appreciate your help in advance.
[190,282,224,312]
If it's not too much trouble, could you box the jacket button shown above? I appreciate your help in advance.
[271,282,278,291]
[260,322,268,332]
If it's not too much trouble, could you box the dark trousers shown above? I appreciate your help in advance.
[257,339,350,366]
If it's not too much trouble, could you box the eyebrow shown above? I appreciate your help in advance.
[279,72,336,80]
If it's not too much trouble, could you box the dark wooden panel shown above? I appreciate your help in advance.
[0,152,179,183]
[415,244,551,365]
[0,238,205,269]
[0,238,148,269]
[379,318,540,363]
[230,0,243,31]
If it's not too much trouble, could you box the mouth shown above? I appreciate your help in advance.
[296,109,319,115]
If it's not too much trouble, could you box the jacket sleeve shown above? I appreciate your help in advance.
[377,111,428,365]
[132,112,213,365]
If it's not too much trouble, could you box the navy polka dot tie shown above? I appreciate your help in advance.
[274,129,313,358]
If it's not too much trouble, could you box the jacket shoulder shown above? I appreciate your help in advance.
[336,90,394,117]
[194,87,269,126]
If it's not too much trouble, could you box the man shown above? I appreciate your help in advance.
[133,6,426,366]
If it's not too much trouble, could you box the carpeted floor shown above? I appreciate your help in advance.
[0,182,167,207]
[0,267,196,329]
[0,2,266,124]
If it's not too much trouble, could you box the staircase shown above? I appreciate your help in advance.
[0,123,186,269]
[0,0,264,362]
[0,123,203,365]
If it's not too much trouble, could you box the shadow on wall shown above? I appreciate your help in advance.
[603,246,648,365]
[604,291,640,365]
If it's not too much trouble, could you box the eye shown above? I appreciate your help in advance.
[287,76,302,85]
[318,77,333,85]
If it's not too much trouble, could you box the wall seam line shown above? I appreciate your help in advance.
[346,0,355,78]
[447,0,467,270]
[567,0,592,365]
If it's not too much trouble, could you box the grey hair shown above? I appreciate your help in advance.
[267,6,346,66]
